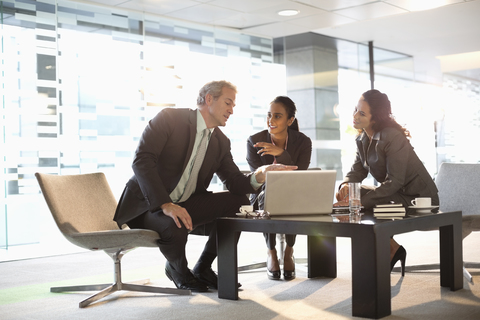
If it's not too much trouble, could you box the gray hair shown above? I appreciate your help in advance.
[197,80,237,106]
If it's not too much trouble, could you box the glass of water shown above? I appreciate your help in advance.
[348,182,361,216]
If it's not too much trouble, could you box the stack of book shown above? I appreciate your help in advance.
[373,203,406,218]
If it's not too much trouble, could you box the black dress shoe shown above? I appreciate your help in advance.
[193,267,242,289]
[193,267,218,289]
[165,261,208,292]
[267,268,281,280]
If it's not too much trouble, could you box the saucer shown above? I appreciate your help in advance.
[408,205,439,213]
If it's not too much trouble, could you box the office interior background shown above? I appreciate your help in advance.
[1,0,479,260]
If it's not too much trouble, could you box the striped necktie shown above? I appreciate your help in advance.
[179,129,209,202]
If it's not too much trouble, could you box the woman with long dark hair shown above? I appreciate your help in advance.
[334,89,439,276]
[246,96,312,281]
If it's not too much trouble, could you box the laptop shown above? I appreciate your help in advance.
[264,170,337,216]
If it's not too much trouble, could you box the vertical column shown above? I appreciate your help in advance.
[275,33,342,176]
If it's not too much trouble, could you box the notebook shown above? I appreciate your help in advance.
[264,170,337,216]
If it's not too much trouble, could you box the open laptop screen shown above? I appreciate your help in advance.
[264,170,337,215]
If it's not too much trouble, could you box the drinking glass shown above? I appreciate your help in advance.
[348,182,361,216]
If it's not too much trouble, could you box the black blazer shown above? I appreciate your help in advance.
[343,127,438,208]
[247,129,312,170]
[114,108,255,226]
[246,128,312,207]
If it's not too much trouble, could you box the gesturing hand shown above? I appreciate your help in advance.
[254,142,285,157]
[161,202,193,230]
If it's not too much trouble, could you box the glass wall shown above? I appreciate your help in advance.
[437,74,480,165]
[2,1,478,260]
[0,0,285,257]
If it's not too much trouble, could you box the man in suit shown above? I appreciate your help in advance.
[114,80,297,292]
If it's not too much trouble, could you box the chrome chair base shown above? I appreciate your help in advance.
[50,250,191,308]
[392,262,479,284]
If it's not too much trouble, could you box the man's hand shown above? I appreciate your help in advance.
[254,164,298,184]
[161,202,193,230]
[254,142,285,157]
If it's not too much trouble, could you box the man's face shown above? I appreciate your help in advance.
[205,87,236,128]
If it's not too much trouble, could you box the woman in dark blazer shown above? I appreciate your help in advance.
[334,89,439,276]
[247,96,312,281]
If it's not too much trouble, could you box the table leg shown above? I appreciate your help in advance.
[351,230,391,318]
[307,235,337,278]
[217,225,239,300]
[439,220,463,291]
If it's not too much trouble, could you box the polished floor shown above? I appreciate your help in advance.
[1,230,479,319]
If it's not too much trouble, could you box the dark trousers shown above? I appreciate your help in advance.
[126,191,248,276]
[264,233,296,250]
[253,188,297,251]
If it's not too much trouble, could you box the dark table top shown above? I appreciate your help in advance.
[218,208,461,237]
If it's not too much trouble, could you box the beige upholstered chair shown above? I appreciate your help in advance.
[35,172,190,308]
[401,163,480,282]
[435,163,480,282]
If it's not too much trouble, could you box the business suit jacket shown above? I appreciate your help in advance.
[246,128,312,207]
[114,108,256,227]
[343,127,438,208]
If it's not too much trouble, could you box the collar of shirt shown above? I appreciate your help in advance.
[357,130,380,143]
[196,109,214,137]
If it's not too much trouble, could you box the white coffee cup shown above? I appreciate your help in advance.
[411,197,431,207]
[239,205,254,214]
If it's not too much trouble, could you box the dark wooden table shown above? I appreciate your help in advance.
[217,211,463,319]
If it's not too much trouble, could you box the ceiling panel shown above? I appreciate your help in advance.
[333,1,407,20]
[208,0,281,12]
[314,0,480,57]
[165,3,240,24]
[384,0,465,11]
[118,0,198,16]
[296,0,380,11]
[246,1,329,20]
[287,11,356,29]
[212,12,276,29]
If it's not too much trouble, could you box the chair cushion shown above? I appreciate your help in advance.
[68,228,160,251]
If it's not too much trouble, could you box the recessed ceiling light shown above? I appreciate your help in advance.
[277,9,299,17]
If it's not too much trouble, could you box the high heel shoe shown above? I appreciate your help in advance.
[267,249,281,280]
[390,245,407,276]
[267,268,281,280]
[283,245,295,280]
[283,256,296,280]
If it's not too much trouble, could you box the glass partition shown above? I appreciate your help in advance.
[0,0,284,258]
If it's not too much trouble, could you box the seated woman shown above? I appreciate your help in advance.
[246,96,312,280]
[334,89,439,275]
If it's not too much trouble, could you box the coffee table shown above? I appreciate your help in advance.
[216,211,463,319]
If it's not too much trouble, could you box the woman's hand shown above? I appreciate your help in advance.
[335,184,350,203]
[254,142,285,157]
